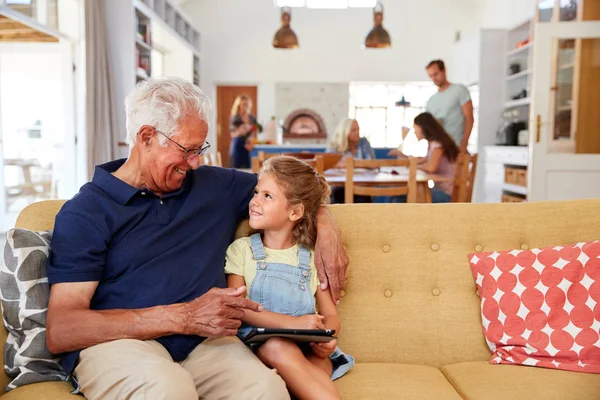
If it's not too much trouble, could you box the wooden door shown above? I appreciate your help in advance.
[216,86,257,168]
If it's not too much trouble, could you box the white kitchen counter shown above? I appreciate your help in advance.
[474,145,529,203]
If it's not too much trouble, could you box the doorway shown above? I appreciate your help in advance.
[0,42,76,231]
[216,86,257,168]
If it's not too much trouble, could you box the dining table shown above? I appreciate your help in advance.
[323,166,452,203]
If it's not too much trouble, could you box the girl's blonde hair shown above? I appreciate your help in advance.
[329,118,356,153]
[261,156,331,249]
[230,95,251,117]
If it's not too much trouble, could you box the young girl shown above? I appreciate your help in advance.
[225,156,354,400]
[413,112,459,203]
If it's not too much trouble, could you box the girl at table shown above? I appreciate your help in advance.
[327,118,375,203]
[413,112,458,203]
[225,156,354,400]
[383,113,458,203]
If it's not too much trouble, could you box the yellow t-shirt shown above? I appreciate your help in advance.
[225,236,319,298]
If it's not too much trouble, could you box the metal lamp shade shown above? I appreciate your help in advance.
[273,8,299,49]
[365,3,391,49]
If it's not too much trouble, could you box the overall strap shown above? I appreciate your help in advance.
[297,245,312,269]
[249,233,266,261]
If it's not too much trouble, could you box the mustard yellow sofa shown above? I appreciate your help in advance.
[2,199,600,399]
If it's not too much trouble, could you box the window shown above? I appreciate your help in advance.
[349,82,437,156]
[275,0,376,8]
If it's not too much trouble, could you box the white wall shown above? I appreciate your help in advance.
[478,0,536,29]
[276,82,349,141]
[181,0,479,144]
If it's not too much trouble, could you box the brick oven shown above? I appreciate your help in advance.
[282,109,328,140]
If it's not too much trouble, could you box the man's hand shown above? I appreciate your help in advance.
[287,314,325,330]
[315,207,349,304]
[182,286,262,337]
[310,339,337,358]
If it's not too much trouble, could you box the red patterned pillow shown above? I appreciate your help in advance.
[469,240,600,373]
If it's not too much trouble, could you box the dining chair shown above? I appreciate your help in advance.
[251,152,325,174]
[451,153,478,203]
[344,157,418,204]
[199,152,223,167]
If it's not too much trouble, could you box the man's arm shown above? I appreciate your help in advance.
[460,100,474,152]
[46,281,261,354]
[314,206,349,304]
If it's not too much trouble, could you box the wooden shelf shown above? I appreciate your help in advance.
[136,38,153,52]
[504,98,531,108]
[134,0,200,53]
[506,42,533,57]
[503,183,527,196]
[506,69,531,81]
[559,63,574,71]
[557,105,572,112]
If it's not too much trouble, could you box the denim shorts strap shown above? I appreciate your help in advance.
[297,246,311,270]
[249,233,266,261]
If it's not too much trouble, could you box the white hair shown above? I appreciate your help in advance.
[125,77,211,147]
[329,118,356,153]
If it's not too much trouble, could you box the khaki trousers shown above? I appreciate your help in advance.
[74,336,290,400]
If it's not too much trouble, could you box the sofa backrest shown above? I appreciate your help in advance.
[328,200,600,367]
[4,199,600,385]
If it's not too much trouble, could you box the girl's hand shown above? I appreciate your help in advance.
[310,339,337,358]
[287,314,325,330]
[387,149,402,157]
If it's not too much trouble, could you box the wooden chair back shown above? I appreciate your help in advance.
[451,153,478,203]
[344,157,418,203]
[199,152,223,167]
[252,152,325,174]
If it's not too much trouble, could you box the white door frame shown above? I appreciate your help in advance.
[529,21,600,202]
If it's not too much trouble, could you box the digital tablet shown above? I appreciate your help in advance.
[243,328,336,344]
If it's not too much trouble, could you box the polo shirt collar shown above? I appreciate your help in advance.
[92,158,191,205]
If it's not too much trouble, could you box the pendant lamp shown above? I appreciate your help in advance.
[273,6,299,49]
[365,1,391,49]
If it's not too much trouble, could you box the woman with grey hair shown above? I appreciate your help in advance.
[327,118,375,162]
[327,118,375,203]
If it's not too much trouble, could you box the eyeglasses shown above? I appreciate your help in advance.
[154,128,211,161]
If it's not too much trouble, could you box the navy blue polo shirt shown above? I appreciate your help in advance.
[47,159,257,374]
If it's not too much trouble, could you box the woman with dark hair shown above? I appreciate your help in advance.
[413,112,458,203]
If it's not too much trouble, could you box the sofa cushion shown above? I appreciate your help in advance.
[0,229,68,391]
[442,361,600,400]
[469,240,600,373]
[1,381,73,400]
[334,363,462,399]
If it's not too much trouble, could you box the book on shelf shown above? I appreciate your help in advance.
[137,22,151,46]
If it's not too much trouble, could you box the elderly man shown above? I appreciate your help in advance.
[46,78,348,400]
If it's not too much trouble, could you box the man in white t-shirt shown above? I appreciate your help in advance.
[425,59,474,152]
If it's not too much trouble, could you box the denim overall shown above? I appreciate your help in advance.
[239,233,354,380]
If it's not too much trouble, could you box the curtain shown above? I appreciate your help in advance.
[84,0,117,180]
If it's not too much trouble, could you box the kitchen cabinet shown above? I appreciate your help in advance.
[535,0,600,154]
[529,1,600,201]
